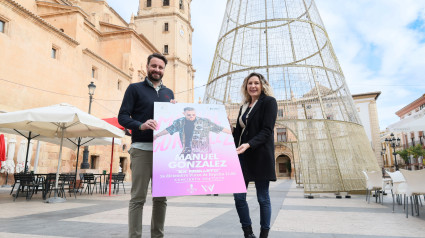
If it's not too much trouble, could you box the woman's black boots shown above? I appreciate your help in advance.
[242,226,256,238]
[259,228,269,238]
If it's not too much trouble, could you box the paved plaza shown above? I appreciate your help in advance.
[0,179,424,238]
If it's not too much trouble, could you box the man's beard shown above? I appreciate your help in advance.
[148,71,163,82]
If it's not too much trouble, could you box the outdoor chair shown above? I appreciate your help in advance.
[104,173,115,194]
[115,173,126,194]
[386,170,407,212]
[400,169,425,218]
[363,171,383,204]
[57,174,77,199]
[44,173,57,199]
[33,174,45,195]
[66,173,78,195]
[13,173,42,201]
[10,173,22,195]
[80,173,99,195]
[106,173,126,194]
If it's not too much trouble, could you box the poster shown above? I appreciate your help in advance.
[152,102,246,197]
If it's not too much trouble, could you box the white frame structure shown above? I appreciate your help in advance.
[203,0,380,193]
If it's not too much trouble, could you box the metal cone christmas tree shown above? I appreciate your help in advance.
[203,0,380,193]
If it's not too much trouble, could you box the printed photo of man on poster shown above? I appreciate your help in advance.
[152,103,246,197]
[154,107,231,156]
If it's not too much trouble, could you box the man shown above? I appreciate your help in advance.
[154,107,231,155]
[118,53,175,238]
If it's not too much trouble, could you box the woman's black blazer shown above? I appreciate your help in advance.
[233,93,278,181]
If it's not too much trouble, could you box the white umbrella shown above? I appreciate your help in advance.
[15,140,25,173]
[25,140,34,171]
[33,141,42,173]
[0,127,122,183]
[0,103,124,138]
[0,128,122,150]
[36,136,122,181]
[387,111,425,132]
[16,140,34,173]
[0,103,125,203]
[401,117,425,132]
[0,128,40,173]
[37,136,121,150]
[1,138,15,174]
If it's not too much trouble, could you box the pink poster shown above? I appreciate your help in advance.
[153,102,246,197]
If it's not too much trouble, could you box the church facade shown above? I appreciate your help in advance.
[0,0,194,183]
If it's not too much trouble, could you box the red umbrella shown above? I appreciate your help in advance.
[102,117,124,130]
[0,134,5,168]
[102,117,129,196]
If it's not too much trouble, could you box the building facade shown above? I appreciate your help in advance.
[381,94,425,170]
[0,0,194,184]
[352,92,382,167]
[135,0,194,103]
[395,94,425,147]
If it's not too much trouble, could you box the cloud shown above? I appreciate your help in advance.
[107,0,425,128]
[317,0,425,128]
[191,0,227,101]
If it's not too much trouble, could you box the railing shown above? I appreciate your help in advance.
[402,140,424,148]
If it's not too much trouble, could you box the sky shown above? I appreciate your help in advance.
[107,0,425,129]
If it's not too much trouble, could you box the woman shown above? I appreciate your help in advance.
[232,72,277,238]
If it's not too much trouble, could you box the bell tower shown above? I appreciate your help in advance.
[135,0,195,103]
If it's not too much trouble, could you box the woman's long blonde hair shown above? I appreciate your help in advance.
[241,72,274,103]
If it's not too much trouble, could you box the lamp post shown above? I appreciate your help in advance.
[385,133,401,171]
[81,82,96,169]
[381,143,386,168]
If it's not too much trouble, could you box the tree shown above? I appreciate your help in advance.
[407,144,425,164]
[396,149,410,164]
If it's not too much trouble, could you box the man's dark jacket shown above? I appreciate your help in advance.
[233,93,278,181]
[118,79,174,143]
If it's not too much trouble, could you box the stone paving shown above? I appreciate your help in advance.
[0,179,424,237]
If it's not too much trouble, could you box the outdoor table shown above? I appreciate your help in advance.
[93,173,109,194]
[11,173,45,201]
[35,173,55,200]
[381,178,392,203]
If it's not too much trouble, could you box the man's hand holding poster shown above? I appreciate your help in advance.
[153,102,246,197]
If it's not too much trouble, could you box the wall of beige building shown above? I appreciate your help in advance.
[0,0,193,184]
[352,92,382,168]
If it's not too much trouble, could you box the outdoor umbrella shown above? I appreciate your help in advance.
[2,138,15,174]
[36,136,122,151]
[36,136,121,180]
[0,134,5,169]
[0,128,121,172]
[102,117,128,196]
[387,111,425,132]
[16,140,34,173]
[0,135,8,187]
[0,103,125,203]
[38,136,122,187]
[1,138,15,186]
[0,128,40,173]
